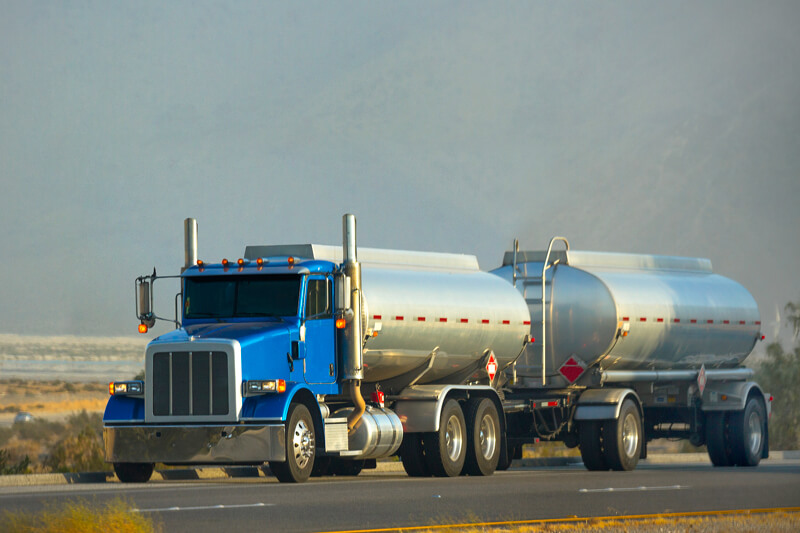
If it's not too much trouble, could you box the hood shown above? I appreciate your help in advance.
[154,321,296,348]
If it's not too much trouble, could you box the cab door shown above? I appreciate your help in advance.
[303,276,337,384]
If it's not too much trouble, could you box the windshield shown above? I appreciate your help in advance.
[184,275,302,319]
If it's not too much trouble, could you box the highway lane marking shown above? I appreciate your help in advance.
[579,484,689,493]
[323,507,800,533]
[132,502,273,513]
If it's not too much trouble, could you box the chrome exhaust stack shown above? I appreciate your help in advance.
[340,214,366,431]
[183,218,198,273]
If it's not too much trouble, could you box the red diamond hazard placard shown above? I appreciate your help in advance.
[558,356,586,384]
[697,364,706,396]
[486,353,498,382]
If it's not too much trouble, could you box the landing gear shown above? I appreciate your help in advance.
[270,403,315,483]
[113,462,154,483]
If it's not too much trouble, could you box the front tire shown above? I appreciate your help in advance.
[114,462,154,483]
[463,398,501,476]
[270,403,315,483]
[424,399,467,477]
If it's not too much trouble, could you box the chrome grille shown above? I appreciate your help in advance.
[152,351,229,416]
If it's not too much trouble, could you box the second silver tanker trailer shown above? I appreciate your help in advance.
[104,215,769,482]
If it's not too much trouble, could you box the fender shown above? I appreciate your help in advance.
[701,380,767,412]
[240,381,318,421]
[393,384,499,433]
[574,388,642,421]
[103,395,145,423]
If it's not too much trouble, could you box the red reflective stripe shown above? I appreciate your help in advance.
[373,314,382,320]
[502,320,510,325]
[723,320,730,324]
[691,319,697,324]
[461,318,469,323]
[622,317,630,322]
[481,319,490,324]
[417,317,426,322]
[657,318,664,323]
[439,318,447,323]
[755,321,762,325]
[523,320,531,325]
[674,318,681,323]
[707,320,714,324]
[739,321,746,325]
[395,316,404,321]
[640,317,647,322]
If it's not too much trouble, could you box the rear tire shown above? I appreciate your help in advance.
[579,421,608,471]
[424,399,467,477]
[114,462,154,483]
[270,403,315,483]
[602,399,642,471]
[728,396,766,467]
[400,433,431,477]
[705,411,732,467]
[463,398,501,476]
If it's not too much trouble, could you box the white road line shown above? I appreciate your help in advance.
[132,502,273,513]
[579,485,689,493]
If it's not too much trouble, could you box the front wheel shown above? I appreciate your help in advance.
[270,403,316,483]
[114,462,154,483]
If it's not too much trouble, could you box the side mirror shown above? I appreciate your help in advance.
[136,278,156,328]
[335,273,350,312]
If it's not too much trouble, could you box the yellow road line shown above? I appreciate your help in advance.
[323,506,800,533]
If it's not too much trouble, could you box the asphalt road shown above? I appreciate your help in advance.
[2,462,799,532]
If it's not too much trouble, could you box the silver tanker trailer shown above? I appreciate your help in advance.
[106,217,769,483]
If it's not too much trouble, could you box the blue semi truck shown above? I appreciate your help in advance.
[104,215,769,482]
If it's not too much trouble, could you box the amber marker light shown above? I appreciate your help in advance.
[221,258,230,266]
[287,256,295,265]
[138,323,148,334]
[196,259,204,267]
[336,318,347,329]
[108,382,115,395]
[237,258,245,266]
[256,258,264,266]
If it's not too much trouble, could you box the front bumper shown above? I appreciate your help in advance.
[104,424,286,464]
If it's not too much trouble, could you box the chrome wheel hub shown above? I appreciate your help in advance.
[445,415,463,462]
[479,414,497,460]
[291,419,314,469]
[621,412,639,458]
[747,409,763,456]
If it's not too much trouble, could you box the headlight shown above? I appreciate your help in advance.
[242,379,286,396]
[109,380,144,396]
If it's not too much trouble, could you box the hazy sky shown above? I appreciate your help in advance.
[2,1,799,346]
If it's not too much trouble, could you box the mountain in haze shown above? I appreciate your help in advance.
[0,2,797,341]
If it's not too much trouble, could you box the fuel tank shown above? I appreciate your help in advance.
[492,249,761,386]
